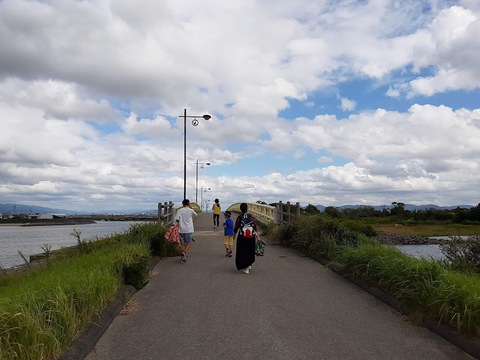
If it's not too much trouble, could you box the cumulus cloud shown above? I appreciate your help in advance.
[340,97,357,111]
[1,0,480,211]
[407,6,480,96]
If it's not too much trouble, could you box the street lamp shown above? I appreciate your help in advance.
[179,109,211,200]
[201,186,211,212]
[196,159,211,204]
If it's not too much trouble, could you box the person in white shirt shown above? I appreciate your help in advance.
[175,199,197,263]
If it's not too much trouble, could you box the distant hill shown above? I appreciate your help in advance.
[0,203,158,216]
[315,204,473,211]
[1,202,474,216]
[0,203,78,215]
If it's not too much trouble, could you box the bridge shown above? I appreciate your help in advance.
[157,200,301,226]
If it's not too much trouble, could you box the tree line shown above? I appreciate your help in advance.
[300,202,480,223]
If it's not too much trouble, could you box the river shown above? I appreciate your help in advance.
[394,244,444,260]
[394,235,477,261]
[1,222,450,269]
[0,221,147,269]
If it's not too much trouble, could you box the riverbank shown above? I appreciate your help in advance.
[0,221,146,269]
[0,219,96,226]
[21,219,97,226]
[377,233,449,245]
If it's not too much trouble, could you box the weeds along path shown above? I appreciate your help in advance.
[84,212,472,360]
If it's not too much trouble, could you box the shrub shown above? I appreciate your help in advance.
[273,222,299,247]
[440,236,480,274]
[0,244,125,359]
[113,245,150,289]
[433,271,480,335]
[340,219,377,237]
[341,243,480,334]
[274,214,359,259]
[122,222,178,257]
[273,213,480,335]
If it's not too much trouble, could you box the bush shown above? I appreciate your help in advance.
[113,246,150,289]
[273,222,299,247]
[274,215,359,259]
[341,243,480,334]
[340,219,377,237]
[0,222,182,359]
[122,222,178,257]
[273,213,480,335]
[0,244,126,359]
[440,236,480,274]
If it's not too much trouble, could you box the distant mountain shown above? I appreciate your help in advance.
[2,202,474,216]
[0,203,78,215]
[0,203,158,216]
[315,204,473,211]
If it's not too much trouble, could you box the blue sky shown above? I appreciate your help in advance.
[1,0,480,212]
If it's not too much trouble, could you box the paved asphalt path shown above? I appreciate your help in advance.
[84,212,473,360]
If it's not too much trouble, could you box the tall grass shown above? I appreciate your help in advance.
[341,244,480,335]
[274,215,480,336]
[271,214,359,260]
[122,221,178,257]
[0,222,171,360]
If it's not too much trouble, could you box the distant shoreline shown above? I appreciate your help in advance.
[0,219,97,226]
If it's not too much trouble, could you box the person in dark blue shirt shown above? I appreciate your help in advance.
[223,211,234,257]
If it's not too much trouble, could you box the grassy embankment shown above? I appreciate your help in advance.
[0,222,177,360]
[266,215,480,337]
[371,222,480,237]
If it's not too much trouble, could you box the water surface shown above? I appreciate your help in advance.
[0,221,146,269]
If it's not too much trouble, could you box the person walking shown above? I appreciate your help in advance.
[212,198,221,229]
[223,211,234,257]
[175,199,197,263]
[234,203,259,274]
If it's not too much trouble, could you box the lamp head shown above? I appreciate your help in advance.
[202,114,211,120]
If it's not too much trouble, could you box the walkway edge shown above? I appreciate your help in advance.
[60,247,480,360]
[59,257,161,360]
[306,251,480,360]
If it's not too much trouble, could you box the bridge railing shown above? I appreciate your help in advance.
[226,201,300,225]
[158,201,203,226]
[157,201,175,226]
[227,202,276,225]
[276,201,301,224]
[160,200,301,226]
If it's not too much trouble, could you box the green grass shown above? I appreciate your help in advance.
[0,222,173,360]
[272,215,480,336]
[341,244,480,335]
[372,223,480,237]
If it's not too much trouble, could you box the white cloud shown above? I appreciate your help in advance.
[407,6,480,96]
[340,97,357,111]
[318,156,333,164]
[1,0,480,211]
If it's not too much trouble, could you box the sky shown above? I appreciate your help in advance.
[1,0,480,213]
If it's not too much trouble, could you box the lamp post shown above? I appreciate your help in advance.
[179,109,211,200]
[195,159,211,204]
[201,186,210,212]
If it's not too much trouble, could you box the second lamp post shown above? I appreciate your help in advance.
[180,108,211,200]
[196,159,211,204]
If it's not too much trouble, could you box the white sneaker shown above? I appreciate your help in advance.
[247,266,252,270]
[243,268,250,274]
